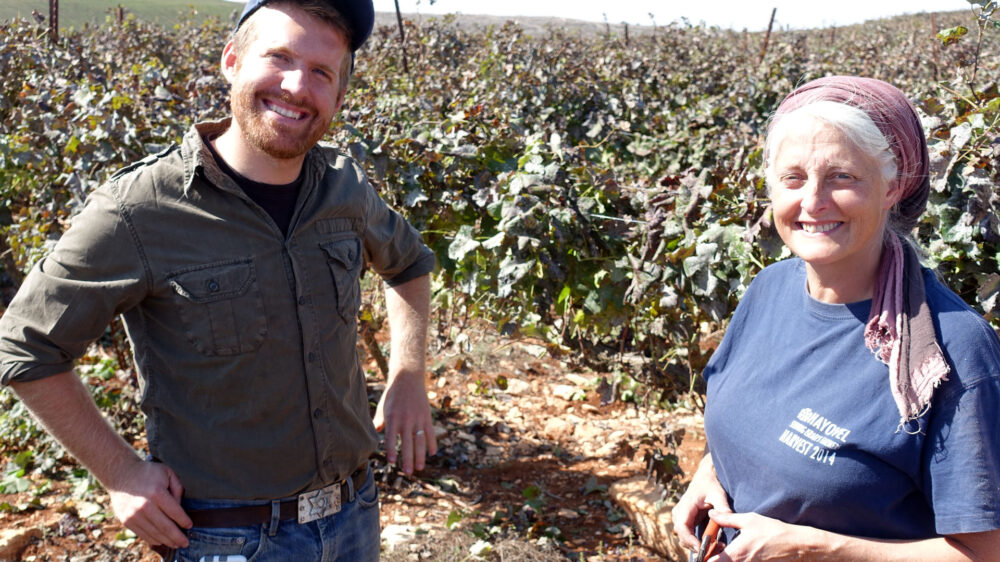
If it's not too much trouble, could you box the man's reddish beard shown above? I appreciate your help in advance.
[230,82,331,160]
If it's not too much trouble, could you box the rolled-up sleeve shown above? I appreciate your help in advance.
[0,184,148,385]
[358,174,435,286]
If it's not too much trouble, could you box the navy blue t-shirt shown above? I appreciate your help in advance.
[704,258,1000,539]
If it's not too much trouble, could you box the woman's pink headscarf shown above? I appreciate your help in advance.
[771,76,949,428]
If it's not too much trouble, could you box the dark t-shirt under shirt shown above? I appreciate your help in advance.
[204,137,301,236]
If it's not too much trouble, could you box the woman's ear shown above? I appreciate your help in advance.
[883,179,905,211]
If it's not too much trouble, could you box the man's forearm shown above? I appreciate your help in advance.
[11,371,141,486]
[12,370,192,547]
[376,273,436,473]
[385,274,430,378]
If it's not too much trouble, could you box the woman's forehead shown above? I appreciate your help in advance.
[773,123,871,165]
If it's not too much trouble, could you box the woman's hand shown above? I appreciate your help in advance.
[707,511,1000,561]
[671,453,732,552]
[708,510,813,561]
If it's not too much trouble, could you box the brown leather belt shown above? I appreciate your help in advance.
[186,467,368,528]
[150,467,368,559]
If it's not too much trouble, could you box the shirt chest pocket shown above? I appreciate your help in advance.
[320,238,363,323]
[168,258,268,356]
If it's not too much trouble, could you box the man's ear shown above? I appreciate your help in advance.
[221,40,238,84]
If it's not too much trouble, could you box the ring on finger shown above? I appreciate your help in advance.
[415,429,425,436]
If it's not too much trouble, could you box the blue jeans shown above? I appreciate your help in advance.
[171,469,380,562]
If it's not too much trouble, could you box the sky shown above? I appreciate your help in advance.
[369,0,965,31]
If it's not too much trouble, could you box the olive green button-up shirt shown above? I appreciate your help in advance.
[0,120,435,499]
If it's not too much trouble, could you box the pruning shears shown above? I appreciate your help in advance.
[696,518,724,562]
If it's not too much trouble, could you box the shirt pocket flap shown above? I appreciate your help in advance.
[169,260,255,304]
[319,239,362,269]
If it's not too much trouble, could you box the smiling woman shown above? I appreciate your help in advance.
[766,101,902,303]
[671,76,1000,561]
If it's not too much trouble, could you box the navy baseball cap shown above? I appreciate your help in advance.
[236,0,375,52]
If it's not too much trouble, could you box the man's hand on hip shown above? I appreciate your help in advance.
[108,457,192,549]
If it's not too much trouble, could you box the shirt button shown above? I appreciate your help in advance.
[308,352,317,362]
[313,408,323,419]
[208,280,220,292]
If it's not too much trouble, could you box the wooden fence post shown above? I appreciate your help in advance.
[759,7,776,64]
[393,0,410,74]
[48,0,58,43]
[931,13,939,80]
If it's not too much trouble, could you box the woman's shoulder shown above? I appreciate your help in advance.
[924,268,1000,389]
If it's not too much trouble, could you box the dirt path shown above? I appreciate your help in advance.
[1,330,705,561]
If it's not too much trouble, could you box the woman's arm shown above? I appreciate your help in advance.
[671,453,1000,560]
[671,451,732,552]
[708,510,1000,561]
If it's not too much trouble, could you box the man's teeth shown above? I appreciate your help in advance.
[800,222,839,233]
[268,103,304,119]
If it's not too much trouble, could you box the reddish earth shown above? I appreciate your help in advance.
[1,326,704,561]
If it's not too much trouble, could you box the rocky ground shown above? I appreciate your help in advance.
[0,326,705,561]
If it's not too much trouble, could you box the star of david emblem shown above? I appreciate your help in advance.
[298,483,342,523]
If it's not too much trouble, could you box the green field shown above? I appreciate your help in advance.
[0,0,239,28]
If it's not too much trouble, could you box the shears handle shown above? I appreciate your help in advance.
[696,519,724,562]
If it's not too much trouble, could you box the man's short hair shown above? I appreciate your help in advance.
[232,1,354,92]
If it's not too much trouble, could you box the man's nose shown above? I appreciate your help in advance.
[280,68,308,96]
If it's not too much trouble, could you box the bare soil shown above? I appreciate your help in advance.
[0,326,705,561]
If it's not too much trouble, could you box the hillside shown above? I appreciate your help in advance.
[0,0,239,27]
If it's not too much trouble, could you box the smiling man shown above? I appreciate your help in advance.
[0,1,437,560]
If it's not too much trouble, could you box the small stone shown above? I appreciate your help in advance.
[573,424,602,441]
[522,343,547,357]
[381,524,416,551]
[565,373,590,386]
[596,441,621,457]
[504,378,531,395]
[553,384,583,401]
[558,508,581,519]
[581,404,600,414]
[543,417,574,441]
